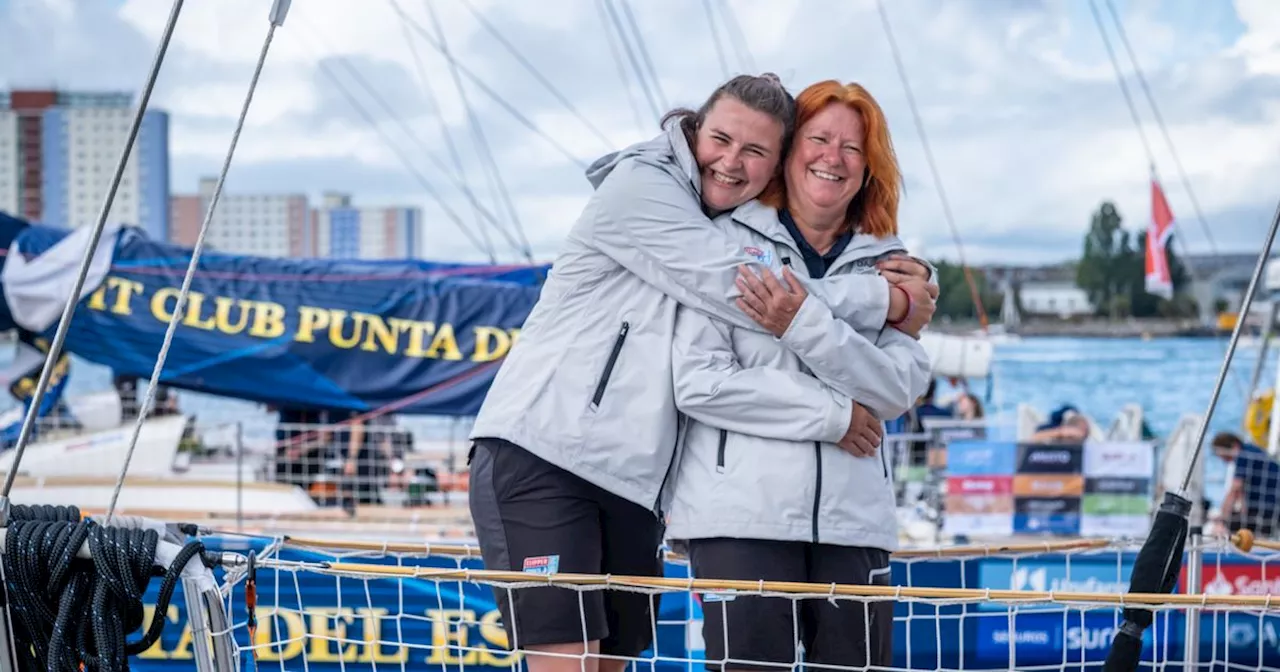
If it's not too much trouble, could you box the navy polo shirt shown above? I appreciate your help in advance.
[779,208,851,279]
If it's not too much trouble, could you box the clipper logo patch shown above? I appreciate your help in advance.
[742,246,774,267]
[522,555,560,575]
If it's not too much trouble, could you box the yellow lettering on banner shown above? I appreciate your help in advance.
[295,306,330,343]
[149,287,184,324]
[471,327,512,362]
[182,292,216,330]
[426,609,479,665]
[359,313,400,354]
[327,310,362,350]
[213,296,251,335]
[308,607,361,662]
[87,276,144,315]
[389,318,434,357]
[356,608,409,663]
[250,301,287,338]
[478,609,522,667]
[426,323,462,361]
[252,609,307,662]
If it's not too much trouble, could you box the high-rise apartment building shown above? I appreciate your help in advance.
[306,192,420,260]
[170,177,308,257]
[0,90,170,240]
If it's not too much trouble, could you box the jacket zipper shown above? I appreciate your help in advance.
[653,416,684,519]
[590,321,630,408]
[716,430,727,473]
[880,437,889,480]
[811,441,822,544]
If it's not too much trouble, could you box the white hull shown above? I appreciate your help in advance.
[919,331,995,379]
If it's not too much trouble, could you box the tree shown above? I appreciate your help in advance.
[1075,200,1196,319]
[1076,202,1131,318]
[930,260,1002,321]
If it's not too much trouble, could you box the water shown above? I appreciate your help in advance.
[3,335,1275,504]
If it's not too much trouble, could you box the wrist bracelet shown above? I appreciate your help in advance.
[887,285,913,326]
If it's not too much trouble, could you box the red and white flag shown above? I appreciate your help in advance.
[1145,178,1175,299]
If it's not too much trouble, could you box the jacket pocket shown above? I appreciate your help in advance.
[591,321,630,408]
[716,430,727,474]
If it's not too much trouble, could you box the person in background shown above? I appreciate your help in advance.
[954,392,984,420]
[1209,431,1280,537]
[1028,407,1090,444]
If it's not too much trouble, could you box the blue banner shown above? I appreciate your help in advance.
[9,222,551,416]
[130,539,1280,672]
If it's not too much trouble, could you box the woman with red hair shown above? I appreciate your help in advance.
[666,80,927,670]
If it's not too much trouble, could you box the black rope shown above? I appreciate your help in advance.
[2,504,206,672]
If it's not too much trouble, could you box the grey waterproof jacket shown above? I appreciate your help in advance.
[664,205,932,552]
[469,121,910,515]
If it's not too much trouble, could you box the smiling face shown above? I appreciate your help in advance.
[784,102,867,218]
[693,96,786,212]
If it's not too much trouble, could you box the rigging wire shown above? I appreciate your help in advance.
[295,11,526,260]
[456,0,618,152]
[618,0,669,111]
[601,0,664,123]
[874,0,990,331]
[391,4,591,169]
[311,54,494,259]
[702,0,732,79]
[1101,0,1221,258]
[716,0,757,74]
[594,0,649,135]
[106,0,291,521]
[422,0,533,263]
[395,5,497,259]
[0,0,186,497]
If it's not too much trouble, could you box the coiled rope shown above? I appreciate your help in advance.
[1,504,206,672]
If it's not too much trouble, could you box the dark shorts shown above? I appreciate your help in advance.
[468,438,665,655]
[688,538,893,671]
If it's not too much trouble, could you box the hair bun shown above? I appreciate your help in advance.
[759,72,783,86]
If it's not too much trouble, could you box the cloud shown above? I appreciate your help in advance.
[2,0,1276,267]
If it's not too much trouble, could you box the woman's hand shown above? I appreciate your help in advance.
[877,254,931,284]
[736,266,808,338]
[886,277,937,339]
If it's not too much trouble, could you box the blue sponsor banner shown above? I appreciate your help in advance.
[1013,512,1082,536]
[123,541,1280,671]
[946,440,1018,476]
[11,222,551,416]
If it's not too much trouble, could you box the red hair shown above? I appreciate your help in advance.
[760,80,901,237]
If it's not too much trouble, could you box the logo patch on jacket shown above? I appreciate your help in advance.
[742,246,773,267]
[522,555,560,575]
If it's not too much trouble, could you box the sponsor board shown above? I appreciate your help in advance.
[1181,562,1280,596]
[1079,514,1150,538]
[973,611,1167,665]
[1016,444,1083,474]
[1013,512,1081,535]
[1084,477,1149,495]
[943,513,1014,537]
[1083,442,1153,478]
[1014,497,1081,515]
[945,493,1014,515]
[947,475,1013,496]
[946,440,1017,476]
[978,559,1132,612]
[1012,474,1084,497]
[1082,494,1148,516]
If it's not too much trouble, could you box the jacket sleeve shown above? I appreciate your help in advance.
[584,159,892,333]
[671,305,853,444]
[778,296,934,420]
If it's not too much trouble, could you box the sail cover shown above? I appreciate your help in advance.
[0,212,548,416]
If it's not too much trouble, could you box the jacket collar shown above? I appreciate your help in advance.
[730,201,908,271]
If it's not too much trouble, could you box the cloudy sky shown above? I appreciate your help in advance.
[2,0,1277,266]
